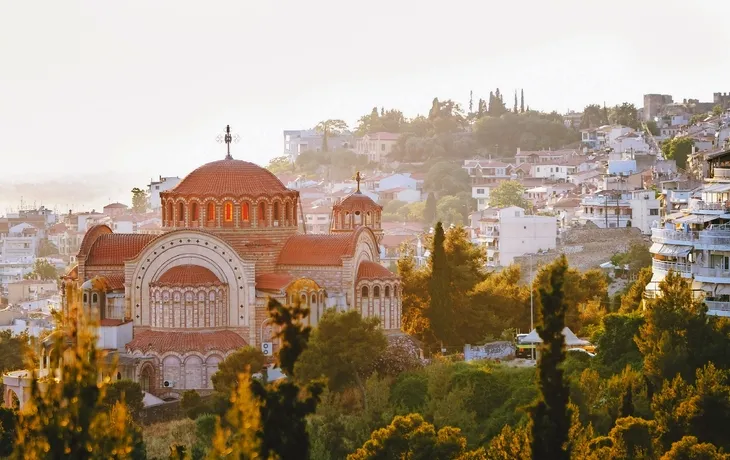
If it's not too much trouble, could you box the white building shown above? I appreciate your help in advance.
[477,206,557,267]
[578,190,660,234]
[610,132,651,153]
[147,176,181,211]
[645,148,730,316]
[1,223,39,262]
[463,160,512,211]
[355,132,400,164]
[376,173,418,192]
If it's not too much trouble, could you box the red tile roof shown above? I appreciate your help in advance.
[278,233,356,266]
[381,234,416,248]
[335,192,382,212]
[100,319,130,327]
[169,159,290,197]
[357,261,397,280]
[104,202,128,209]
[154,265,222,286]
[78,225,114,257]
[255,273,294,291]
[127,330,248,354]
[85,233,156,266]
[101,272,125,290]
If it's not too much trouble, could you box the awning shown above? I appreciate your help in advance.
[664,211,686,221]
[650,243,691,257]
[673,214,720,224]
[702,183,730,193]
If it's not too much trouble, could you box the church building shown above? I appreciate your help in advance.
[58,127,401,398]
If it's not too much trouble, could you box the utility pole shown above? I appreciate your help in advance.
[530,253,535,361]
[605,194,609,228]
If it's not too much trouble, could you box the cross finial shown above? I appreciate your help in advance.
[216,125,240,160]
[354,171,362,193]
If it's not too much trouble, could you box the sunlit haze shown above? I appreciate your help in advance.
[1,0,729,212]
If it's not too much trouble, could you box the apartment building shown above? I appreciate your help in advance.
[477,206,557,268]
[355,132,400,164]
[578,190,660,234]
[462,160,512,211]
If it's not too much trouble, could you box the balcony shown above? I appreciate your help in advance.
[692,266,730,279]
[697,229,730,248]
[652,260,692,276]
[705,300,730,312]
[713,167,730,179]
[651,228,697,244]
[688,201,730,213]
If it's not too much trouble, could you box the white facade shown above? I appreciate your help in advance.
[147,176,181,211]
[472,186,490,211]
[355,132,399,164]
[479,206,557,267]
[1,223,39,262]
[610,133,650,153]
[532,163,574,181]
[463,160,511,210]
[578,190,660,234]
[376,174,418,192]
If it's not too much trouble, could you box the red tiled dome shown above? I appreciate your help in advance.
[171,159,288,197]
[154,265,223,286]
[336,192,382,212]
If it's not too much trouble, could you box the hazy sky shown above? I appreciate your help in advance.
[1,0,729,212]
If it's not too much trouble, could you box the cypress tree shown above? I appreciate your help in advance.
[520,89,525,113]
[429,98,440,120]
[528,255,571,460]
[487,92,495,115]
[425,222,453,350]
[619,384,634,418]
[469,90,474,114]
[424,192,437,224]
[514,91,519,113]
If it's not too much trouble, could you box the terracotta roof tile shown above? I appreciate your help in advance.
[153,265,222,286]
[357,261,397,280]
[335,192,382,212]
[278,233,355,266]
[100,319,130,327]
[256,273,294,291]
[86,233,156,266]
[101,272,125,290]
[127,330,247,354]
[381,234,416,248]
[169,159,290,197]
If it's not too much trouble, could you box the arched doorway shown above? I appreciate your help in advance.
[5,389,19,409]
[139,364,154,393]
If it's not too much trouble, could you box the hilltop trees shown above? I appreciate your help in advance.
[488,180,529,209]
[315,119,349,152]
[130,187,147,214]
[662,136,694,168]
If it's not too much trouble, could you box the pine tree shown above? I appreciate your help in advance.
[528,255,571,460]
[602,102,609,125]
[380,107,385,117]
[425,222,453,350]
[469,90,474,114]
[424,192,437,224]
[619,384,634,418]
[520,89,525,113]
[514,91,519,113]
[487,91,495,116]
[429,98,440,120]
[477,98,486,118]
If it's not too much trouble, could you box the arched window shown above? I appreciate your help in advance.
[167,202,173,224]
[258,202,267,225]
[273,202,280,223]
[207,202,216,222]
[344,212,350,228]
[393,286,398,298]
[361,286,369,298]
[191,202,199,222]
[178,202,185,223]
[285,202,291,223]
[83,293,88,303]
[374,286,380,298]
[116,371,122,381]
[355,211,362,225]
[385,285,390,297]
[367,211,371,226]
[311,294,317,305]
[224,202,233,222]
[241,202,250,221]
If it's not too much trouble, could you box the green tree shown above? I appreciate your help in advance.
[528,255,571,460]
[661,436,726,460]
[425,222,454,349]
[591,313,644,376]
[645,120,660,136]
[102,380,145,421]
[488,180,528,209]
[609,102,640,129]
[713,105,724,117]
[348,413,480,460]
[295,310,387,410]
[662,136,694,168]
[520,89,525,114]
[12,286,142,459]
[0,408,18,457]
[37,238,58,257]
[423,161,471,196]
[469,265,530,337]
[266,155,293,174]
[0,331,29,374]
[315,119,348,152]
[513,91,519,114]
[211,346,265,394]
[581,104,607,129]
[424,192,437,224]
[24,259,58,281]
[130,187,147,214]
[619,267,653,313]
[210,372,262,458]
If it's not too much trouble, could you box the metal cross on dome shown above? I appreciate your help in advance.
[353,171,363,193]
[216,125,241,160]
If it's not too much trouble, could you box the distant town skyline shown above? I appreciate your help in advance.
[2,0,730,213]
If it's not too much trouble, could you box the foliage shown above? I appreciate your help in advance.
[608,103,640,129]
[295,148,369,182]
[0,408,18,457]
[37,238,59,257]
[210,346,265,394]
[591,313,644,376]
[470,265,531,337]
[209,373,262,459]
[0,330,30,374]
[425,222,454,348]
[355,107,407,135]
[581,104,609,129]
[423,161,471,196]
[529,255,571,460]
[619,267,653,313]
[474,112,578,157]
[486,424,530,460]
[371,336,422,377]
[265,155,293,174]
[610,242,652,276]
[488,180,528,209]
[661,136,694,168]
[295,310,387,409]
[591,416,658,459]
[12,285,142,459]
[142,419,197,460]
[24,259,59,281]
[424,192,437,224]
[661,436,727,459]
[131,187,147,214]
[103,380,145,421]
[645,120,660,136]
[315,119,348,152]
[348,413,481,460]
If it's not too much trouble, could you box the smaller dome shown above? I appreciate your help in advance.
[357,261,397,280]
[335,192,382,212]
[154,265,223,286]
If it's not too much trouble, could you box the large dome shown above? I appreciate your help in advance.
[171,159,288,197]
